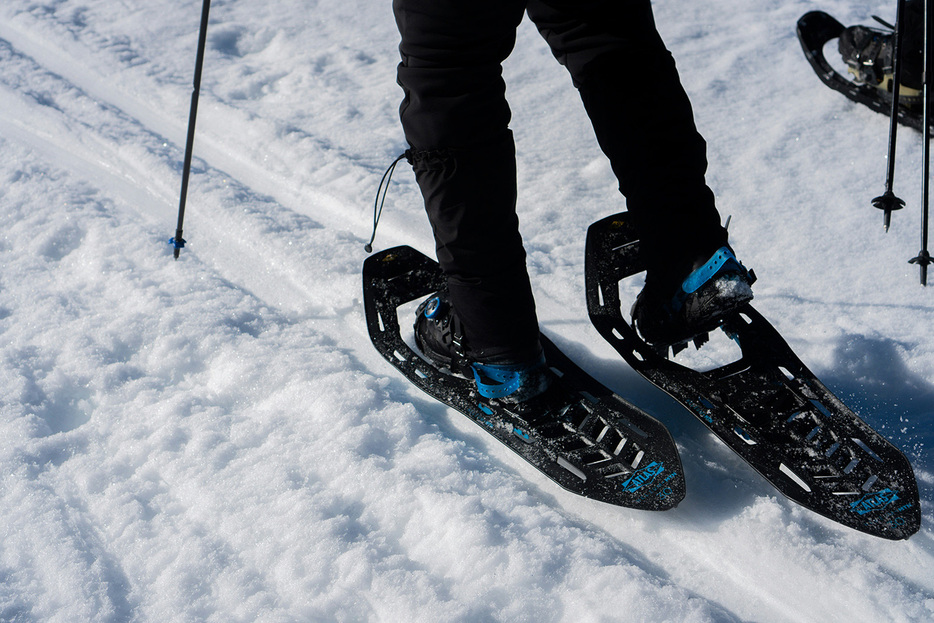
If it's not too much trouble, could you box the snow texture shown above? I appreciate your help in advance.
[0,0,932,621]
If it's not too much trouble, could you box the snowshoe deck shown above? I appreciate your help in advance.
[363,245,684,510]
[797,10,931,135]
[585,213,920,539]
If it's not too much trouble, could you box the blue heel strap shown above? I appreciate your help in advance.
[471,354,547,400]
[681,247,747,294]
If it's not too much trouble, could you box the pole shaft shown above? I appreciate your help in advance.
[174,0,212,259]
[873,0,909,232]
[920,0,932,284]
[885,0,908,190]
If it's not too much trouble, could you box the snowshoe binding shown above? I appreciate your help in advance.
[797,10,930,133]
[838,22,921,102]
[631,247,755,352]
[414,291,552,403]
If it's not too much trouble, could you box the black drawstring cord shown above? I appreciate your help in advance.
[365,151,409,253]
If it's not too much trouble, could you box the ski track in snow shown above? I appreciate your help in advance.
[1,1,933,621]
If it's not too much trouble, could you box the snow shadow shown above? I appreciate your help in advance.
[9,350,93,437]
[822,333,934,472]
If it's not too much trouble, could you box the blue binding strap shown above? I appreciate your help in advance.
[681,247,744,294]
[471,354,547,400]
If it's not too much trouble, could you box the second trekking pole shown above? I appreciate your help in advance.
[873,0,909,231]
[910,0,933,284]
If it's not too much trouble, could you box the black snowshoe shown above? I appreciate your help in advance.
[797,10,931,134]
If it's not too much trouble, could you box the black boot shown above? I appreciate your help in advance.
[414,291,551,402]
[631,247,755,346]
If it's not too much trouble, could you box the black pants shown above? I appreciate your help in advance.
[394,0,728,360]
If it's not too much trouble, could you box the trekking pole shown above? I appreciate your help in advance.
[873,0,909,231]
[170,0,212,260]
[910,0,933,284]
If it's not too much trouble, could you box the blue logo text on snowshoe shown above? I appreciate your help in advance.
[621,461,665,494]
[850,488,900,515]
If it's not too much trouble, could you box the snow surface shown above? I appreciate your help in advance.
[1,0,933,621]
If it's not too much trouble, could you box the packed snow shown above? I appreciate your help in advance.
[1,0,932,621]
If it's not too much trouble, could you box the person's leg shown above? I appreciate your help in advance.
[527,0,752,345]
[394,0,541,362]
[527,0,728,281]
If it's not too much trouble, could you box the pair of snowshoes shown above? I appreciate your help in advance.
[363,219,921,539]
